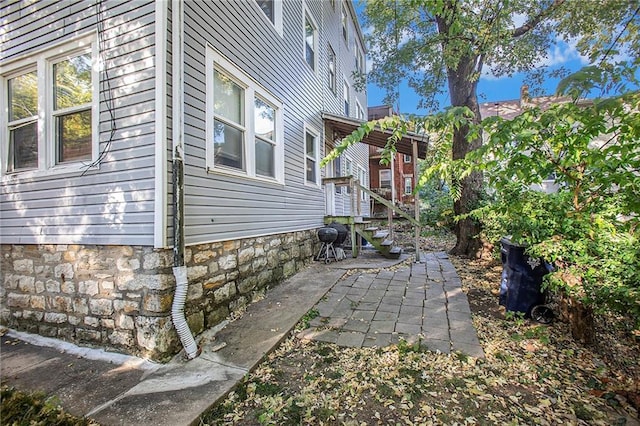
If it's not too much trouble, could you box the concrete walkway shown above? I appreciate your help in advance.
[1,252,483,426]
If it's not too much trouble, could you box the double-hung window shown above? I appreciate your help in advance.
[341,4,349,45]
[207,49,284,182]
[328,45,336,93]
[404,177,413,195]
[304,125,319,185]
[380,169,391,188]
[2,34,98,176]
[304,12,318,71]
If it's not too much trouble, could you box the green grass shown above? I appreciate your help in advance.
[0,386,95,425]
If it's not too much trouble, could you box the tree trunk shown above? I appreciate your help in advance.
[559,293,595,344]
[446,57,485,258]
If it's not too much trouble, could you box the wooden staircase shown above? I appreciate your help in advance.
[355,224,402,259]
[322,175,421,261]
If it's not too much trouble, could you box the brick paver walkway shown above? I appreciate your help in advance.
[298,252,485,358]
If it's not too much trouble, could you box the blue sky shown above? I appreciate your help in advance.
[356,6,591,116]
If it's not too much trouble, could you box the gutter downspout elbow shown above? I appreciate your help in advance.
[170,0,199,360]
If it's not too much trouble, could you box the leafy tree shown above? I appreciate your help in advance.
[359,0,639,257]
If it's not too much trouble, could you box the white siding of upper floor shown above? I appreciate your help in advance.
[0,0,158,246]
[179,0,368,245]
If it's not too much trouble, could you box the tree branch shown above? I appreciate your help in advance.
[511,0,566,38]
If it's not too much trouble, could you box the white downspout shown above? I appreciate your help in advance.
[171,0,199,360]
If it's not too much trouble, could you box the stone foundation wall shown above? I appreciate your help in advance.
[0,229,319,361]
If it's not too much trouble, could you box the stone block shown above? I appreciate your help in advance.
[22,310,44,321]
[61,281,75,294]
[39,325,58,337]
[187,311,204,335]
[101,318,115,329]
[84,316,100,327]
[135,315,176,354]
[187,282,203,301]
[79,280,99,296]
[203,274,226,290]
[35,280,45,293]
[43,252,62,263]
[187,265,208,281]
[68,315,81,325]
[223,240,239,252]
[238,247,255,264]
[44,312,67,323]
[115,312,135,330]
[142,292,173,313]
[237,276,257,295]
[54,263,74,280]
[89,299,114,316]
[28,295,45,310]
[13,259,33,273]
[49,295,73,312]
[18,276,35,293]
[283,260,296,277]
[206,305,230,328]
[100,281,115,292]
[113,299,140,314]
[193,250,216,264]
[269,238,282,248]
[213,282,236,303]
[109,330,134,347]
[252,256,267,270]
[77,328,101,342]
[219,254,237,271]
[208,260,220,274]
[73,298,89,315]
[8,294,30,308]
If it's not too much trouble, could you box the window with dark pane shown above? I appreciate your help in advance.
[8,71,38,171]
[305,131,317,183]
[254,97,276,178]
[256,0,274,23]
[213,69,246,171]
[53,53,92,164]
[305,15,315,70]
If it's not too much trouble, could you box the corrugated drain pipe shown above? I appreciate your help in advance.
[171,0,199,360]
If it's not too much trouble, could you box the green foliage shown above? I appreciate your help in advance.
[0,386,94,426]
[463,75,640,327]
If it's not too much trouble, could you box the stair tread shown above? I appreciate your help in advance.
[373,231,389,239]
[364,227,378,232]
[389,247,402,254]
[380,239,394,246]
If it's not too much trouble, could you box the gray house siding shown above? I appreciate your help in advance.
[180,0,362,246]
[0,0,158,246]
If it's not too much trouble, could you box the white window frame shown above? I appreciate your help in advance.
[404,154,412,163]
[380,169,391,189]
[358,165,367,201]
[355,100,365,120]
[343,78,350,117]
[304,123,320,186]
[0,33,99,178]
[328,44,337,94]
[303,8,319,73]
[355,42,365,74]
[404,177,412,195]
[345,156,353,193]
[341,3,349,46]
[254,0,283,37]
[206,48,284,184]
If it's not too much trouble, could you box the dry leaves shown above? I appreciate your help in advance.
[201,236,639,425]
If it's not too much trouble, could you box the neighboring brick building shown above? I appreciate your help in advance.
[368,106,416,216]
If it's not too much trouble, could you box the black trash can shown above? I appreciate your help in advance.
[499,238,549,316]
